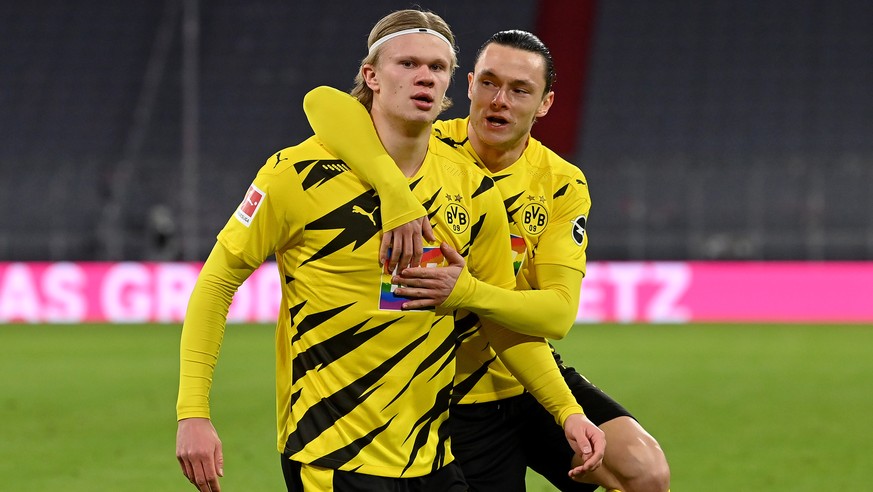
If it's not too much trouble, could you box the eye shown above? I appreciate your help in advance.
[430,63,445,72]
[401,60,416,68]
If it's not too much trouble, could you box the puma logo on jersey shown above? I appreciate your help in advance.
[273,151,289,168]
[352,205,378,226]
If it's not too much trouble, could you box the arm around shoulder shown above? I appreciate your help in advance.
[441,261,581,339]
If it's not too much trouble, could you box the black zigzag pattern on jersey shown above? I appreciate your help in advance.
[284,331,430,463]
[418,182,442,215]
[287,300,306,328]
[454,312,481,340]
[449,312,491,404]
[293,159,352,189]
[465,213,487,256]
[292,317,400,382]
[310,420,393,471]
[431,402,452,473]
[290,302,353,343]
[381,317,455,410]
[408,176,440,222]
[289,387,303,408]
[470,175,495,199]
[451,354,498,405]
[554,182,570,199]
[502,190,526,225]
[402,378,454,475]
[434,130,467,149]
[302,190,381,267]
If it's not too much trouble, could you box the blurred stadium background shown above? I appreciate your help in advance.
[2,1,872,491]
[2,0,871,263]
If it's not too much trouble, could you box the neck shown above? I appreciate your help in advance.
[370,108,431,177]
[466,121,528,173]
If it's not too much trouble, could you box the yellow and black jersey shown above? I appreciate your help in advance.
[216,134,515,477]
[433,118,592,404]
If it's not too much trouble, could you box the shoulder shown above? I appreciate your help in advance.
[525,137,590,192]
[429,134,480,173]
[427,135,499,201]
[257,137,336,177]
[432,118,469,149]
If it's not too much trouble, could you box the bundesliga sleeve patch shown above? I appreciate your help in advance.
[572,215,587,246]
[234,183,265,227]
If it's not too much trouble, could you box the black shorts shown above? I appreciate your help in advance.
[281,456,467,492]
[448,357,633,492]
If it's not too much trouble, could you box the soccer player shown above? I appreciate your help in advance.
[175,11,604,492]
[304,30,671,492]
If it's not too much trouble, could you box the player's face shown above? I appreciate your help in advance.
[467,43,554,153]
[364,33,453,128]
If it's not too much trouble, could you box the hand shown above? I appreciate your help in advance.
[176,417,224,491]
[381,216,436,273]
[392,242,464,310]
[563,413,606,479]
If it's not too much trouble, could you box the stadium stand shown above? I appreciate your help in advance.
[1,0,870,261]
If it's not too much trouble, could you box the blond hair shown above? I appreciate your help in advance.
[351,9,458,112]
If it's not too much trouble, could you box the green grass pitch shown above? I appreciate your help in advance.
[1,322,870,491]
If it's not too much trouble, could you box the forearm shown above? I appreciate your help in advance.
[481,320,583,425]
[303,86,425,230]
[176,243,255,420]
[444,263,581,339]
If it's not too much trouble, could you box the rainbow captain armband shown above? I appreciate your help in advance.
[379,247,445,311]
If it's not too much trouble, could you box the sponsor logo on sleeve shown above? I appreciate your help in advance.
[572,215,587,246]
[235,184,265,227]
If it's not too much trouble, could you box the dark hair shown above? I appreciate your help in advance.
[474,30,556,94]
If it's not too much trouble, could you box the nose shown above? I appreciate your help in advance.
[491,89,507,108]
[415,65,434,87]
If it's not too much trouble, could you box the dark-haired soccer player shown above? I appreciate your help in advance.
[175,11,604,492]
[305,30,670,492]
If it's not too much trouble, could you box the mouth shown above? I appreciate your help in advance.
[485,115,510,128]
[412,92,435,110]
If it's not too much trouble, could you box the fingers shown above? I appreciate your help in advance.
[411,229,424,269]
[389,233,403,273]
[214,445,225,478]
[399,298,440,310]
[178,455,221,491]
[570,424,606,478]
[382,222,428,272]
[194,459,221,491]
[176,418,223,491]
[439,242,464,267]
[379,232,393,272]
[563,415,606,479]
[421,217,436,243]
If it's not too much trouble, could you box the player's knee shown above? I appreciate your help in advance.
[621,442,670,492]
[627,463,670,492]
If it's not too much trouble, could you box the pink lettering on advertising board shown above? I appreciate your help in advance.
[1,261,871,323]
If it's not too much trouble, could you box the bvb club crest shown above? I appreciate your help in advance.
[445,202,470,234]
[444,193,470,234]
[521,200,549,236]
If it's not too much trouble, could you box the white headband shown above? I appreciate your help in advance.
[368,27,454,54]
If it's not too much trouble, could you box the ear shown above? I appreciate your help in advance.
[467,72,474,101]
[536,91,555,118]
[362,64,379,92]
